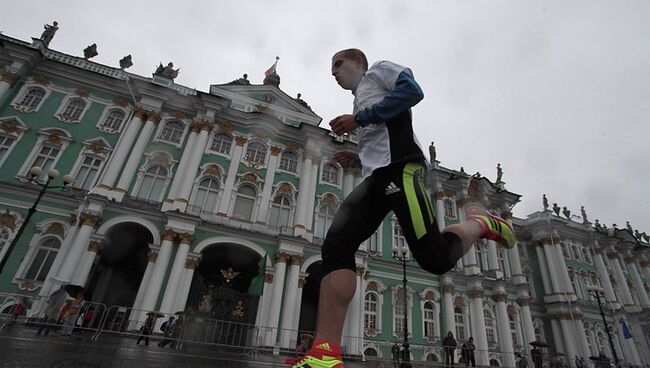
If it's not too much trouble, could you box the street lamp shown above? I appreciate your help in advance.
[586,285,620,368]
[0,166,73,273]
[392,244,412,368]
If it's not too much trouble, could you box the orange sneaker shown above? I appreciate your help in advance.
[466,206,517,248]
[290,341,344,368]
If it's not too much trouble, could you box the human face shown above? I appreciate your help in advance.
[331,53,364,92]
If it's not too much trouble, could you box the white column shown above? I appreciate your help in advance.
[293,155,313,236]
[0,71,19,103]
[97,108,145,189]
[280,255,301,348]
[434,193,446,230]
[217,135,247,216]
[594,250,617,303]
[139,231,175,313]
[73,240,103,285]
[343,168,355,197]
[554,243,575,297]
[256,146,281,223]
[640,260,650,283]
[265,253,288,346]
[517,295,536,351]
[535,245,552,295]
[493,290,515,368]
[132,258,154,311]
[289,276,306,350]
[442,279,455,335]
[610,255,634,306]
[304,161,319,233]
[469,289,489,366]
[159,234,191,314]
[165,127,198,204]
[627,258,650,307]
[257,273,274,329]
[617,315,641,364]
[57,213,101,282]
[173,255,200,312]
[346,266,364,356]
[487,240,499,273]
[115,112,160,193]
[559,318,579,365]
[175,124,211,204]
[38,221,81,305]
[575,319,591,362]
[543,243,562,294]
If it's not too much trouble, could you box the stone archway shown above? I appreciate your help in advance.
[298,261,324,335]
[85,222,152,307]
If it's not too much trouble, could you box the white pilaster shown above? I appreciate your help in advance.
[97,108,145,189]
[487,240,499,273]
[304,161,319,233]
[442,278,455,334]
[139,233,175,313]
[159,236,191,314]
[216,135,247,215]
[343,168,355,197]
[554,243,575,297]
[0,71,19,102]
[543,243,562,294]
[610,255,634,306]
[173,253,200,312]
[164,127,198,207]
[257,273,274,329]
[559,318,579,365]
[265,253,288,346]
[73,240,103,285]
[280,255,301,348]
[594,251,617,304]
[534,245,552,295]
[346,266,364,356]
[132,259,154,311]
[434,194,445,230]
[289,274,306,350]
[493,289,515,368]
[293,155,313,235]
[517,295,536,352]
[175,124,211,204]
[57,214,100,282]
[627,259,650,306]
[575,319,592,363]
[468,289,488,366]
[115,112,160,193]
[256,147,281,223]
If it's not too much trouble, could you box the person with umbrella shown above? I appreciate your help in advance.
[137,312,161,346]
[168,312,185,349]
[37,286,67,336]
[531,346,543,368]
[157,315,176,347]
[62,290,85,336]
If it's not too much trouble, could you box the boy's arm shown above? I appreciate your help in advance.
[355,71,424,126]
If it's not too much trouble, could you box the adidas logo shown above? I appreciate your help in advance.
[385,182,401,195]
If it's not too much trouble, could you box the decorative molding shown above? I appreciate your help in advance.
[492,293,508,303]
[185,258,201,269]
[442,284,454,294]
[75,88,90,98]
[270,146,282,156]
[285,141,300,151]
[162,228,177,241]
[178,233,194,245]
[356,266,365,276]
[367,281,379,291]
[79,213,102,228]
[0,70,19,86]
[453,296,466,308]
[290,255,302,266]
[467,289,484,299]
[148,251,158,263]
[277,183,293,196]
[235,136,248,146]
[276,252,289,263]
[46,223,64,235]
[0,212,17,230]
[146,111,161,124]
[33,74,50,86]
[264,273,274,283]
[204,165,222,178]
[113,97,128,107]
[298,277,306,288]
[87,240,104,252]
[218,121,234,133]
[170,111,186,120]
[133,107,147,120]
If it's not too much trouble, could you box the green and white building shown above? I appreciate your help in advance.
[1,29,649,367]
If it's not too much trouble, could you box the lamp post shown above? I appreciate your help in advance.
[0,166,73,273]
[587,285,620,368]
[392,244,412,368]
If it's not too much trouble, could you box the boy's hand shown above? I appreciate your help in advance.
[332,151,359,169]
[329,114,359,135]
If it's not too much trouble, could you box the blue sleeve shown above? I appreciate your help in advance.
[355,71,424,126]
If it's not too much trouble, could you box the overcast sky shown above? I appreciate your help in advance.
[2,1,649,234]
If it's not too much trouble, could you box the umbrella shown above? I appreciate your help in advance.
[173,311,184,316]
[64,284,86,298]
[530,341,549,348]
[146,311,165,318]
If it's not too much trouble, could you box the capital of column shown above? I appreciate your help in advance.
[1,70,19,86]
[162,229,177,241]
[145,110,161,124]
[607,252,619,260]
[594,246,607,255]
[133,107,147,120]
[87,240,104,253]
[435,191,445,200]
[640,260,650,268]
[79,213,102,228]
[275,252,290,263]
[270,146,283,156]
[235,136,248,146]
[516,296,531,307]
[196,120,214,133]
[178,233,194,245]
[185,258,201,269]
[624,256,637,264]
[290,255,302,266]
[492,292,508,303]
[356,266,366,276]
[467,288,484,299]
[298,277,306,288]
[442,284,455,294]
[148,251,158,263]
[264,273,274,283]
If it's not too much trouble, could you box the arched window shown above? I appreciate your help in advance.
[232,184,257,222]
[60,98,86,121]
[497,249,508,277]
[30,145,61,182]
[454,307,465,341]
[583,247,592,264]
[364,348,378,357]
[0,134,17,163]
[24,237,60,282]
[136,165,168,201]
[100,109,126,131]
[191,177,220,214]
[159,121,185,144]
[321,163,339,185]
[585,328,596,355]
[314,201,337,239]
[279,150,298,173]
[244,142,267,164]
[394,288,406,336]
[423,301,436,337]
[269,195,292,229]
[444,199,455,218]
[509,314,518,347]
[596,330,611,357]
[572,245,582,261]
[210,132,232,154]
[425,354,439,362]
[393,221,410,258]
[19,87,46,110]
[72,155,102,190]
[484,309,496,345]
[561,243,571,259]
[364,292,379,331]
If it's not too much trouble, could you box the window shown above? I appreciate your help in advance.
[572,245,582,262]
[232,185,256,221]
[569,271,578,295]
[585,329,596,355]
[59,98,86,121]
[29,145,61,182]
[425,354,439,362]
[393,221,411,257]
[244,142,267,164]
[210,133,232,154]
[454,307,465,341]
[518,243,528,260]
[72,155,102,190]
[561,243,571,259]
[444,199,455,218]
[524,270,536,299]
[269,195,291,229]
[100,109,126,131]
[394,289,406,336]
[596,330,611,358]
[159,121,185,144]
[135,165,168,202]
[279,150,298,173]
[497,250,508,278]
[583,248,592,264]
[476,244,486,272]
[190,177,220,215]
[509,314,517,347]
[484,309,496,345]
[24,237,60,282]
[366,231,381,255]
[314,201,337,239]
[533,320,545,343]
[18,87,46,110]
[364,292,378,331]
[423,301,436,337]
[0,134,16,164]
[321,163,339,185]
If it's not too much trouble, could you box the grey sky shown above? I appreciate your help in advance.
[2,1,649,233]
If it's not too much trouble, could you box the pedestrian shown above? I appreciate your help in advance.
[157,316,175,347]
[289,48,516,368]
[136,314,155,346]
[62,292,85,336]
[575,355,585,368]
[168,316,184,349]
[515,352,528,368]
[391,342,401,368]
[6,299,26,327]
[443,331,457,366]
[464,337,476,367]
[36,286,67,336]
[531,346,543,368]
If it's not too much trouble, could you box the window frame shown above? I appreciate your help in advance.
[278,150,299,174]
[132,164,171,202]
[231,184,258,222]
[17,128,72,182]
[11,83,51,113]
[96,106,129,134]
[243,141,268,165]
[208,132,234,156]
[188,176,222,216]
[319,162,341,187]
[55,95,90,124]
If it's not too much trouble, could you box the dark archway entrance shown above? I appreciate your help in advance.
[85,223,152,307]
[298,261,324,335]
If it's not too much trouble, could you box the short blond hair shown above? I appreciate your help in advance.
[334,48,368,71]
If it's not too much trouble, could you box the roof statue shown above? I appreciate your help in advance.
[496,163,503,182]
[552,203,560,216]
[594,219,601,228]
[263,56,280,87]
[626,221,633,233]
[83,44,98,59]
[294,93,313,111]
[154,62,179,80]
[581,206,588,224]
[643,233,650,243]
[429,141,436,162]
[543,194,549,211]
[460,167,465,174]
[562,206,571,220]
[119,55,133,70]
[40,21,58,47]
[226,74,251,85]
[634,229,641,240]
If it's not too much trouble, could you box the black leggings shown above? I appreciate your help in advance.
[322,162,463,276]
